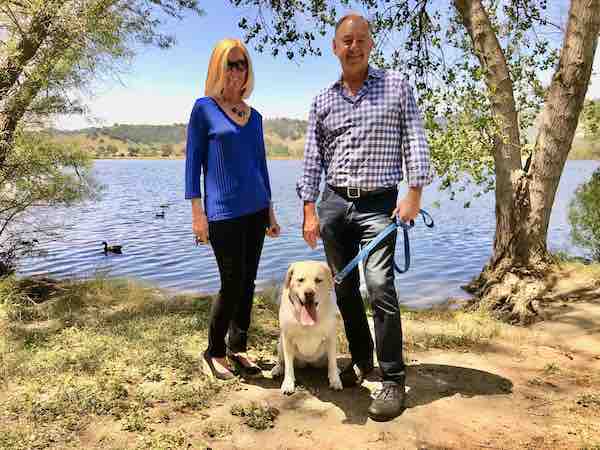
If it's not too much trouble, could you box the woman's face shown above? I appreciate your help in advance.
[222,47,248,97]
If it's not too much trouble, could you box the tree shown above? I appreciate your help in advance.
[232,0,600,322]
[0,0,203,270]
[0,131,99,275]
[160,144,174,157]
[569,168,600,262]
[106,144,119,155]
[1,1,204,164]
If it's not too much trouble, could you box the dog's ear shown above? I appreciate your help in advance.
[321,262,333,289]
[284,263,295,289]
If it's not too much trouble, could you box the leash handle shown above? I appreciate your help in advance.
[393,209,434,274]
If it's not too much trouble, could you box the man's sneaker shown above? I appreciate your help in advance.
[339,361,374,387]
[367,381,406,422]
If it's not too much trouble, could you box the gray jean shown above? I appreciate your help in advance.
[318,185,405,383]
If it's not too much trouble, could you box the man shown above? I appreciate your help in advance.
[296,13,433,421]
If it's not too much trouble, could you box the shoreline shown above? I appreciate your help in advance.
[93,156,597,161]
[11,271,472,311]
[93,156,303,161]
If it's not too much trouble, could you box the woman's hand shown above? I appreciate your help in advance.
[192,213,209,244]
[266,221,281,238]
[266,206,281,238]
[191,198,209,244]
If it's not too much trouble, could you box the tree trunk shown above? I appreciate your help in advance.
[0,2,61,97]
[456,0,600,323]
[0,79,44,164]
[0,1,70,167]
[0,2,76,168]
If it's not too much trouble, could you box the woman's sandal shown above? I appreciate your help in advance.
[227,350,262,376]
[202,350,236,380]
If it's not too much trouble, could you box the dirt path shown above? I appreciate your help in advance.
[193,298,600,450]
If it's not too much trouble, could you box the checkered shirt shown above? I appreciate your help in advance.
[296,66,433,202]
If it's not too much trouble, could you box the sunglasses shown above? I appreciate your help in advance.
[226,59,248,71]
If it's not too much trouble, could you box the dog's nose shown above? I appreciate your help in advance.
[304,290,315,303]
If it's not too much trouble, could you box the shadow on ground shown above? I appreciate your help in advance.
[242,359,513,425]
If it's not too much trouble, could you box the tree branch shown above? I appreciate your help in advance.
[0,1,65,97]
[453,0,521,167]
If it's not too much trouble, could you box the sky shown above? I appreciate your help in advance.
[55,2,600,130]
[56,3,342,130]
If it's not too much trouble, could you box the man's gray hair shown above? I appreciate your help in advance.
[334,12,373,35]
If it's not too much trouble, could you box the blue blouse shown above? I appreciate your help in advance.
[184,97,272,222]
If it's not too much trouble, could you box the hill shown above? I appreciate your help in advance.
[49,116,600,160]
[51,119,307,159]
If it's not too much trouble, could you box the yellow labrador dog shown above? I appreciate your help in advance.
[271,261,343,394]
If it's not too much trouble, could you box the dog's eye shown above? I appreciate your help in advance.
[297,277,305,283]
[315,278,323,284]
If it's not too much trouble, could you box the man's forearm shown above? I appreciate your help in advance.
[406,186,423,202]
[303,201,317,217]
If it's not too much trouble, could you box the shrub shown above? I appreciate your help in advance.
[569,168,600,261]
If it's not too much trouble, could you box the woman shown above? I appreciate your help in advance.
[185,38,280,380]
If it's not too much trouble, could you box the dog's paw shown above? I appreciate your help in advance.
[329,375,343,391]
[271,363,283,378]
[280,378,295,395]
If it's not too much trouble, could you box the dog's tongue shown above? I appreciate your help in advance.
[300,303,317,326]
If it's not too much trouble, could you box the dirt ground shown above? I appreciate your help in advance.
[193,272,600,450]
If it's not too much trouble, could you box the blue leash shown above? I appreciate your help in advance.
[333,209,434,285]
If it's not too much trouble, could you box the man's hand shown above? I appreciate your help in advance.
[392,187,422,223]
[303,202,320,249]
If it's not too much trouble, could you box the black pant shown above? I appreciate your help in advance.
[207,208,268,357]
[318,186,405,383]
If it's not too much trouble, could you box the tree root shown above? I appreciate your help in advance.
[463,262,555,325]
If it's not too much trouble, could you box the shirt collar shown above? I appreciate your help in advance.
[330,65,383,91]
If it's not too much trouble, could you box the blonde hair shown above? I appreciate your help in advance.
[205,38,255,99]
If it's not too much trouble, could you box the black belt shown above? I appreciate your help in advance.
[327,184,397,201]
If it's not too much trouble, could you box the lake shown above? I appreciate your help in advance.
[17,159,600,308]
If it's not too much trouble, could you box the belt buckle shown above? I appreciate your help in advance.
[347,186,361,199]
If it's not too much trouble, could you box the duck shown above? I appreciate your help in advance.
[155,211,165,218]
[159,204,169,209]
[102,241,122,254]
[19,238,39,246]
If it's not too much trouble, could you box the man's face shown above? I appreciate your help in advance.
[333,17,373,74]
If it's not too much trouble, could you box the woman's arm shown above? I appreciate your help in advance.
[257,116,280,238]
[185,100,210,243]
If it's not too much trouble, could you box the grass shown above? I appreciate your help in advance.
[133,430,203,450]
[402,308,504,352]
[577,393,600,410]
[202,420,234,439]
[0,273,517,448]
[0,275,278,449]
[544,362,561,375]
[230,401,280,430]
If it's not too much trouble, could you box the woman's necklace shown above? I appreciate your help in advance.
[231,104,246,118]
[222,97,246,118]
